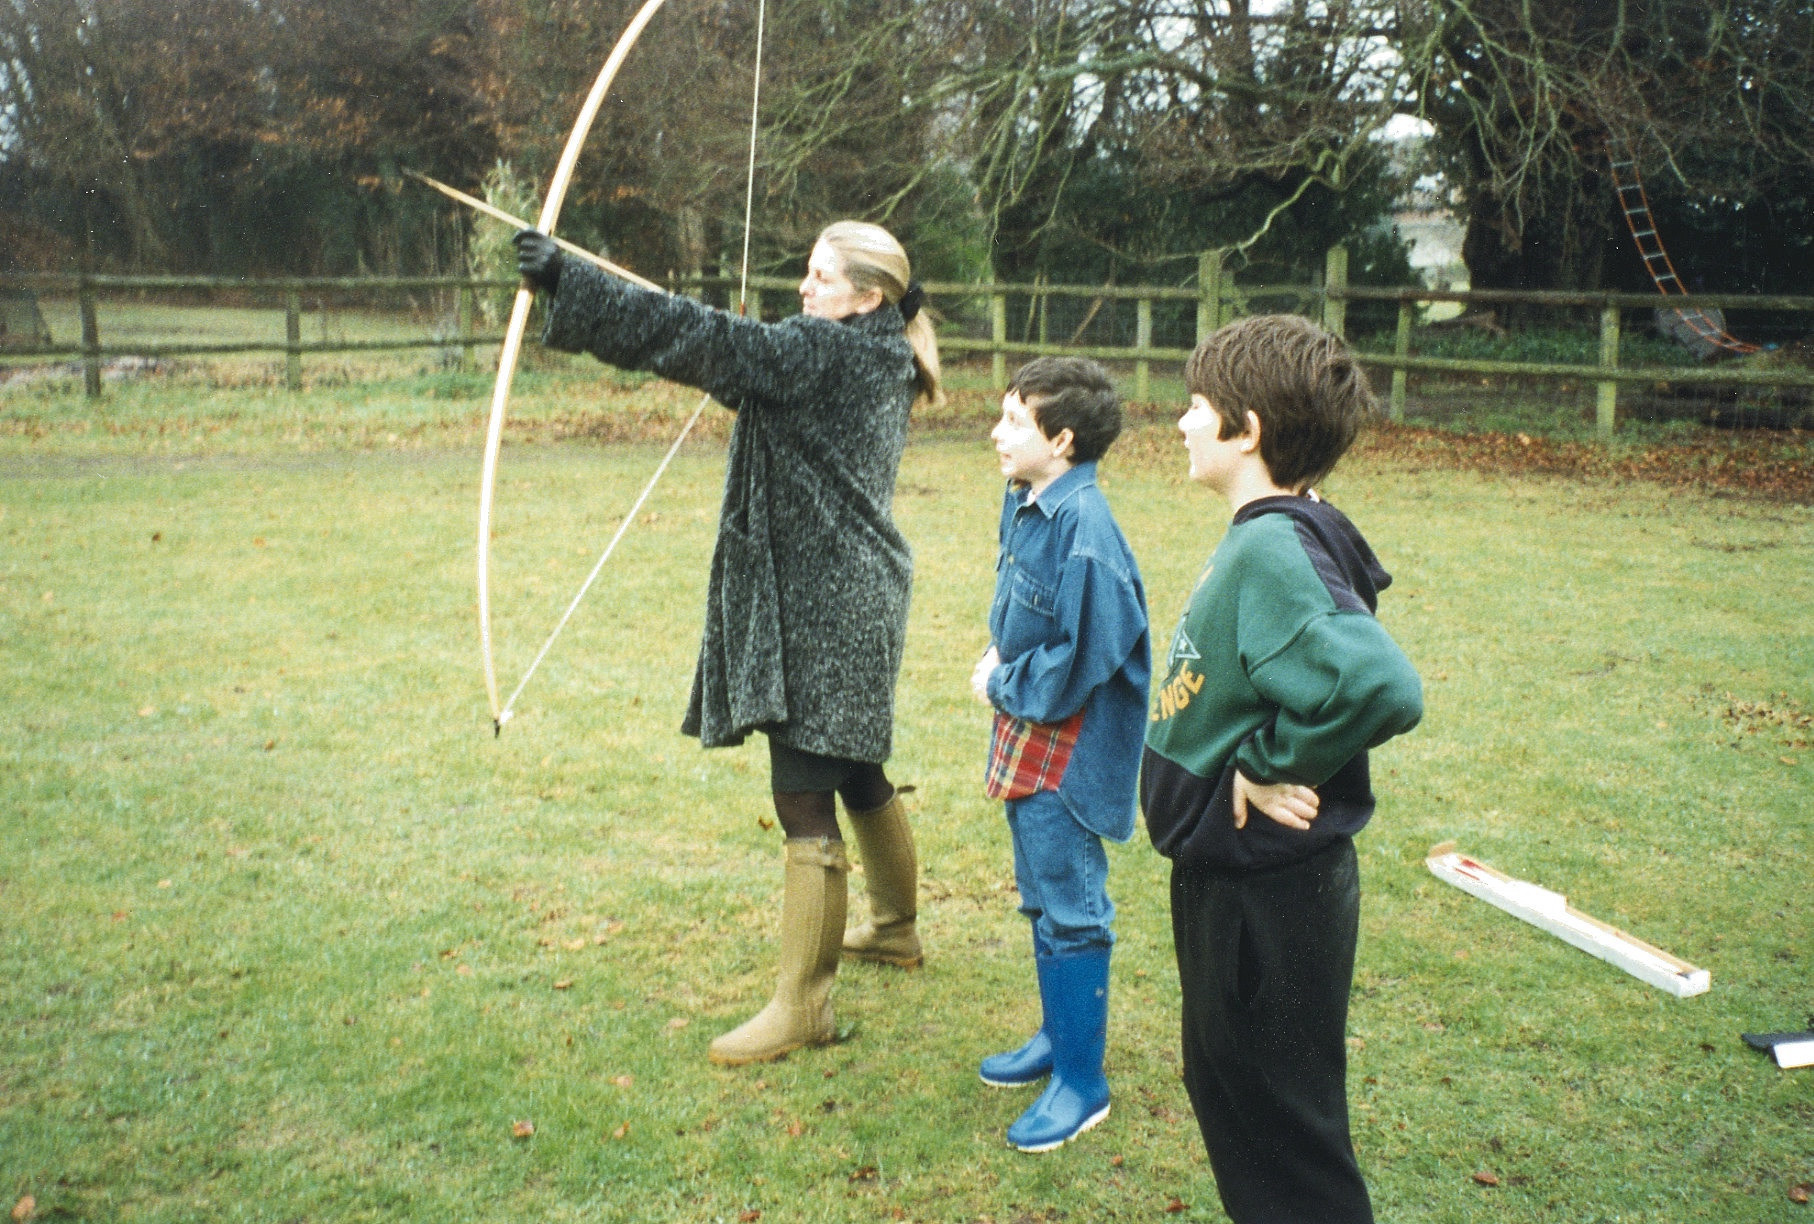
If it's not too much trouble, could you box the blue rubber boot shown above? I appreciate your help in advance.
[980,928,1054,1087]
[981,1025,1053,1087]
[1006,948,1110,1152]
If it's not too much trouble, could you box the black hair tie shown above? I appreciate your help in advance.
[898,281,925,323]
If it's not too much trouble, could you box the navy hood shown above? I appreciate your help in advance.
[1233,494,1391,614]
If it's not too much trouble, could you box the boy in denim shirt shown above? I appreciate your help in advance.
[970,357,1151,1151]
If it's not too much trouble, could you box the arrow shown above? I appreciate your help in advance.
[405,169,664,293]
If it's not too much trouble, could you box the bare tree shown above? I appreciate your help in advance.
[1,0,501,272]
[934,0,1415,278]
[1406,0,1814,298]
[468,0,970,281]
[474,0,1420,286]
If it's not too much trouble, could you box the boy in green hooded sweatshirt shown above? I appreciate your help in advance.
[1142,314,1423,1223]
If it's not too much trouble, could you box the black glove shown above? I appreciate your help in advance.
[514,229,562,294]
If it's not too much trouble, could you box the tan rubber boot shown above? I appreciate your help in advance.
[841,793,923,968]
[709,837,850,1065]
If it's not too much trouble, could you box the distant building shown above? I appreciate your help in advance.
[1394,210,1466,291]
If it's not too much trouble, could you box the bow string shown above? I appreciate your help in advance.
[477,0,768,734]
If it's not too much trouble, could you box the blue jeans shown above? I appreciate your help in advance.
[1006,790,1115,956]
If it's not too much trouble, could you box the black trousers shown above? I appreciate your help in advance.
[1170,837,1373,1224]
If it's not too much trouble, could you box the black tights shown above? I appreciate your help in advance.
[772,765,894,841]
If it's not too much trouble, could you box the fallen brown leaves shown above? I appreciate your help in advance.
[1355,424,1814,504]
[1713,692,1813,744]
[516,383,1811,502]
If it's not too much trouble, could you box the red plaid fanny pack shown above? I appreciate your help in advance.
[984,709,1086,800]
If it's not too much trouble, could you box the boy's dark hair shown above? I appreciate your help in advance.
[1008,356,1122,464]
[1184,314,1377,490]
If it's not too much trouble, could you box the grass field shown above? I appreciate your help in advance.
[3,371,1811,1222]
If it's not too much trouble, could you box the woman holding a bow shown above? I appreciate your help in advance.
[514,222,940,1065]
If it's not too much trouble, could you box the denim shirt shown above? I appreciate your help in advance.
[985,461,1152,841]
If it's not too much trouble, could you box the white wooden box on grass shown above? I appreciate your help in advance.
[1426,842,1711,999]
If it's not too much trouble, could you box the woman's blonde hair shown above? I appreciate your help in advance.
[818,220,943,406]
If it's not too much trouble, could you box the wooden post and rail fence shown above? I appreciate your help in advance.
[7,250,1814,438]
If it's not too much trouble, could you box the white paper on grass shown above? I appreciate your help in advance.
[1773,1038,1814,1069]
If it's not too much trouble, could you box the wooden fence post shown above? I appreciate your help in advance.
[1135,295,1153,402]
[1390,299,1414,422]
[1197,250,1223,340]
[285,290,303,391]
[991,291,1008,388]
[80,277,101,399]
[1323,246,1349,339]
[745,286,762,322]
[1597,303,1621,438]
[458,285,475,370]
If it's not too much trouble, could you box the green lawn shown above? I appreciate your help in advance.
[2,375,1811,1222]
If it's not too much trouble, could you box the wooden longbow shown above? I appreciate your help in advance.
[475,0,768,734]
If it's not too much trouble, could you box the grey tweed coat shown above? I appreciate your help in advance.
[541,260,916,761]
